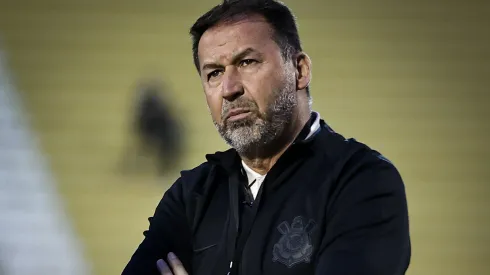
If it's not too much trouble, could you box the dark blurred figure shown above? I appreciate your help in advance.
[121,80,184,176]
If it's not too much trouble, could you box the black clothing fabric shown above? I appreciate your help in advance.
[122,118,411,275]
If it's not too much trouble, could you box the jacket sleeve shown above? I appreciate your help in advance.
[315,157,411,275]
[122,177,192,275]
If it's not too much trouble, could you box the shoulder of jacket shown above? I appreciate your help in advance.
[178,160,214,187]
[178,156,231,199]
[314,127,398,178]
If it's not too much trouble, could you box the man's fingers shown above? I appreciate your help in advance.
[167,252,188,275]
[156,259,173,275]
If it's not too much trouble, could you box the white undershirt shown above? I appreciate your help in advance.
[241,112,321,199]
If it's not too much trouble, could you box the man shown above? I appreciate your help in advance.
[122,0,411,274]
[124,80,183,175]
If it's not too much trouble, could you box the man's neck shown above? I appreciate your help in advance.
[241,108,311,175]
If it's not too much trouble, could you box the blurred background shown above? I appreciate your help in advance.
[0,0,489,274]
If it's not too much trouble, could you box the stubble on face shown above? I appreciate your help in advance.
[213,68,297,157]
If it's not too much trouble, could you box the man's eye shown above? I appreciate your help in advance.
[240,59,256,67]
[207,70,222,80]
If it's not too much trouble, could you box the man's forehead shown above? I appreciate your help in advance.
[209,13,270,35]
[198,16,275,60]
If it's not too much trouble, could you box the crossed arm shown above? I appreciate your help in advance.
[123,159,410,275]
[122,178,192,275]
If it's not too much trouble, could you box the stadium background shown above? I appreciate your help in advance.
[0,0,489,274]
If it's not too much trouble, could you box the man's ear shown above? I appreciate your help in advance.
[295,52,312,91]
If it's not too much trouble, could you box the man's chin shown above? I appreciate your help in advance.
[221,127,254,148]
[225,118,255,130]
[225,126,253,140]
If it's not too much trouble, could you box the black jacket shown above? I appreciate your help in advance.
[122,118,411,275]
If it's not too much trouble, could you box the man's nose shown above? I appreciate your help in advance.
[221,67,244,101]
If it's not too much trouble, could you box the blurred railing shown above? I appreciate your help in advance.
[0,41,91,275]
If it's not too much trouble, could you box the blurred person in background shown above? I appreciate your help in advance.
[123,0,410,274]
[121,79,183,176]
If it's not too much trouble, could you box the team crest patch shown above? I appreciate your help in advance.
[272,216,316,268]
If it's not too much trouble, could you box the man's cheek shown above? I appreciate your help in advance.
[212,106,224,124]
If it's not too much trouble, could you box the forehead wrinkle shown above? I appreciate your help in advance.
[198,16,275,65]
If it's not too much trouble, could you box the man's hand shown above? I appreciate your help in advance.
[156,252,188,275]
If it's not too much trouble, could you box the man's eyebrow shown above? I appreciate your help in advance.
[201,47,261,72]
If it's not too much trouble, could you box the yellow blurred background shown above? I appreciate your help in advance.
[0,0,489,274]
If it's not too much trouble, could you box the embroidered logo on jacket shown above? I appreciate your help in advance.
[272,216,316,268]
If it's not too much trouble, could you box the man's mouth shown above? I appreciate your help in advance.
[225,108,252,122]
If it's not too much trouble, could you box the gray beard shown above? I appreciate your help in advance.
[213,76,297,157]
